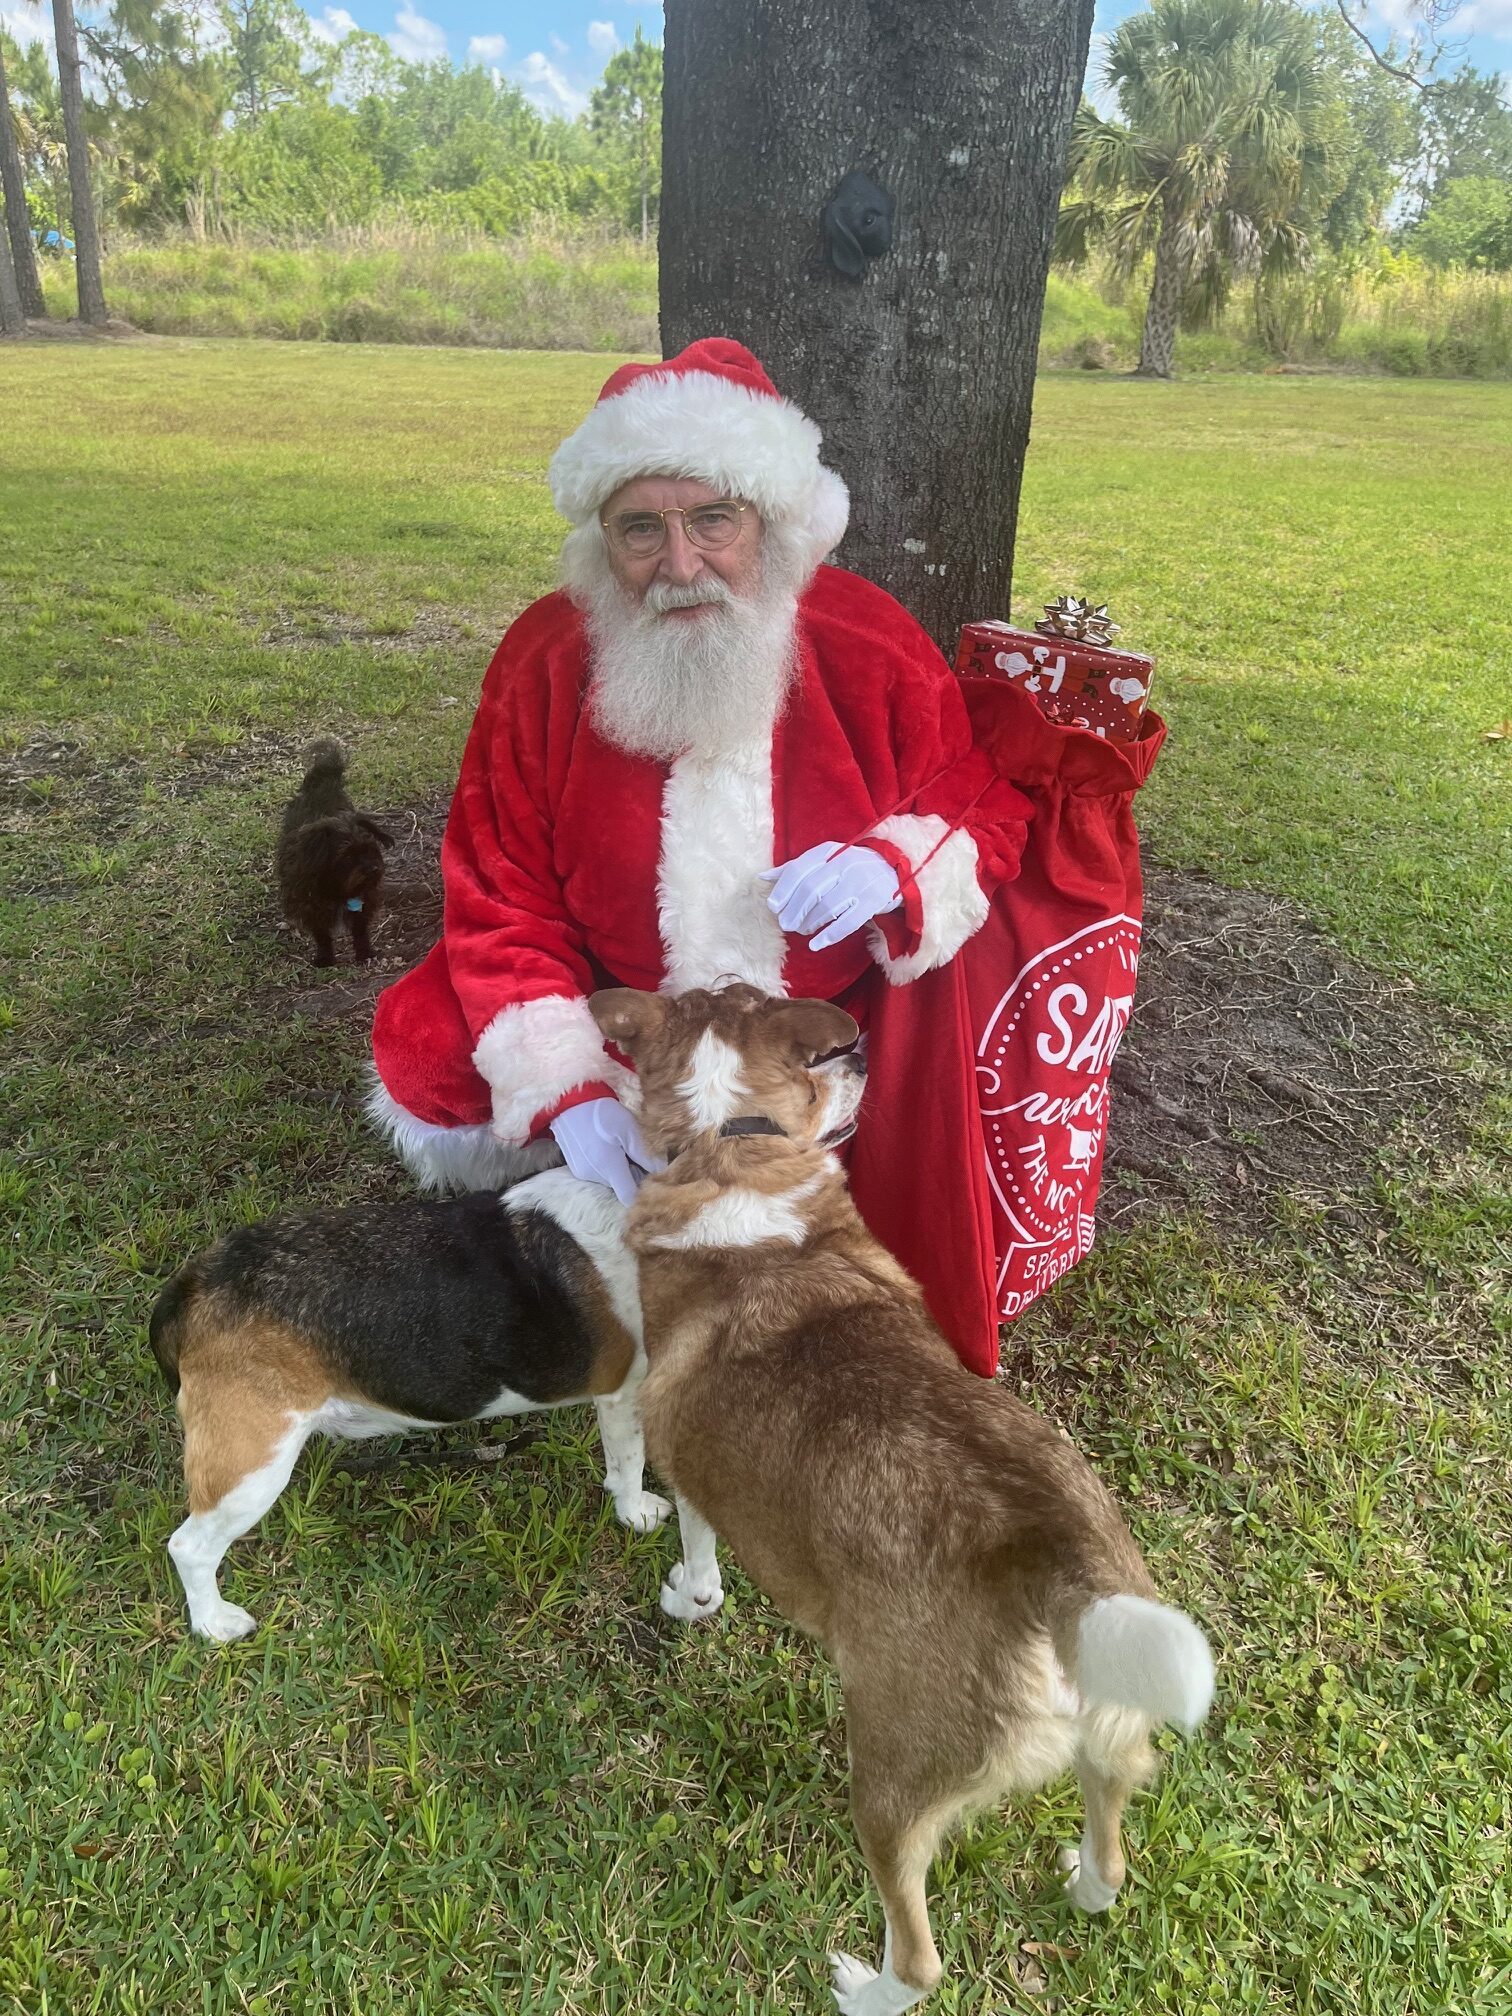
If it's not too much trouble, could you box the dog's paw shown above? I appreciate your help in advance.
[659,1560,723,1622]
[830,1953,880,2013]
[1058,1840,1118,1913]
[613,1488,672,1534]
[192,1603,257,1644]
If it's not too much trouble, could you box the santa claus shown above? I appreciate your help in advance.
[368,338,1160,1375]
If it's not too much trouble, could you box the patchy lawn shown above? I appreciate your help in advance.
[1,344,1508,2015]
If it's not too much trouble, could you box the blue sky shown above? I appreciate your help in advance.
[1,3,1507,117]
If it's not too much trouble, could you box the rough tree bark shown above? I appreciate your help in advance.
[660,0,1095,650]
[51,0,108,326]
[0,41,46,320]
[1136,197,1183,380]
[0,188,25,334]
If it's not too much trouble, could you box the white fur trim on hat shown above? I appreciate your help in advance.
[549,369,850,566]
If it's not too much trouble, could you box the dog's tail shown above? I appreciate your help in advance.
[1073,1591,1214,1735]
[299,738,347,789]
[148,1264,201,1394]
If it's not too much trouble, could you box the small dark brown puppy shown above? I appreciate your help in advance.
[590,983,1216,2016]
[277,739,391,965]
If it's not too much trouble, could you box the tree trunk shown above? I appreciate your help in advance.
[51,0,108,326]
[660,0,1095,650]
[0,190,25,334]
[1136,200,1183,380]
[0,42,46,319]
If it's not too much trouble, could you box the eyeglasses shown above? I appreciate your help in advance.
[600,498,752,559]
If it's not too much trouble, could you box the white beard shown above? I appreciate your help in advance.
[565,540,801,762]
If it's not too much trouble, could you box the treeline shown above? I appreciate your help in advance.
[1055,0,1512,376]
[1,1,661,245]
[4,0,1510,374]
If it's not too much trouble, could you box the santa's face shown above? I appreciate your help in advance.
[561,472,806,764]
[601,476,766,610]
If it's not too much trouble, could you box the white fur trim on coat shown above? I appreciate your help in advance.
[865,813,989,985]
[471,994,627,1147]
[364,1073,564,1192]
[657,736,788,995]
[549,368,850,570]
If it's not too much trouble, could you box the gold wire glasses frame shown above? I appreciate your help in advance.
[599,498,753,558]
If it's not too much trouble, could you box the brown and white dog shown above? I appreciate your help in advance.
[590,983,1215,2016]
[149,1170,671,1641]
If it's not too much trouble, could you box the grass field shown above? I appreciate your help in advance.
[1,344,1509,2015]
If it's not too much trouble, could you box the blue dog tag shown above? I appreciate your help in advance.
[346,897,364,912]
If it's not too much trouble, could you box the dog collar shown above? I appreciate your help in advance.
[346,897,364,912]
[665,1114,855,1161]
[717,1116,787,1143]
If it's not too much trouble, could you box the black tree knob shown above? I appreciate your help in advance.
[822,171,896,279]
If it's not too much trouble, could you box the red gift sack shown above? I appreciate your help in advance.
[848,677,1165,1376]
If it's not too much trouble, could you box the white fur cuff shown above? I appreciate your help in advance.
[471,994,624,1147]
[866,814,989,984]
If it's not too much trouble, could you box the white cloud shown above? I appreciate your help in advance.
[307,6,358,45]
[549,31,570,57]
[588,19,619,59]
[0,2,54,56]
[389,5,448,64]
[1458,1,1512,35]
[516,49,588,116]
[468,32,508,63]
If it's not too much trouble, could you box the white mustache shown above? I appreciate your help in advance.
[645,578,736,615]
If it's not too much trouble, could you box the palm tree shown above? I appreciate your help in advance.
[1058,0,1340,378]
[1,36,46,318]
[48,0,107,324]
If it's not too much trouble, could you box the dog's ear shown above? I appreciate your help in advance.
[768,999,860,1064]
[297,818,346,870]
[355,815,394,848]
[589,988,669,1054]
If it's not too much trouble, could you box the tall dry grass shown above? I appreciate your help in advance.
[37,227,1512,374]
[43,224,658,352]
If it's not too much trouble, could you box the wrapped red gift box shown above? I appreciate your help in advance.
[954,609,1154,744]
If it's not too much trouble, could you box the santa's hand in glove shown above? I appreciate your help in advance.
[550,1097,666,1206]
[761,843,903,951]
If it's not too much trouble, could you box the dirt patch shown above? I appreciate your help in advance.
[0,728,315,859]
[260,608,475,653]
[15,316,151,343]
[1103,865,1493,1226]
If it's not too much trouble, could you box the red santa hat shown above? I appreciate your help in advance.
[548,337,850,566]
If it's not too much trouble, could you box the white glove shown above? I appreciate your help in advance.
[549,1098,665,1206]
[761,842,903,952]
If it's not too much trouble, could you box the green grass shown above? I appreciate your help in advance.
[1,346,1509,2014]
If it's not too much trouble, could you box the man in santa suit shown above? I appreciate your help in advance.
[368,337,1033,1346]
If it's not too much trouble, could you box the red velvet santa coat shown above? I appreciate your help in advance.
[374,567,1032,1167]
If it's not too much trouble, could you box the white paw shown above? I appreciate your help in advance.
[192,1603,256,1643]
[834,1951,895,2016]
[659,1560,724,1622]
[1058,1840,1118,1913]
[612,1488,672,1533]
[830,1952,878,2012]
